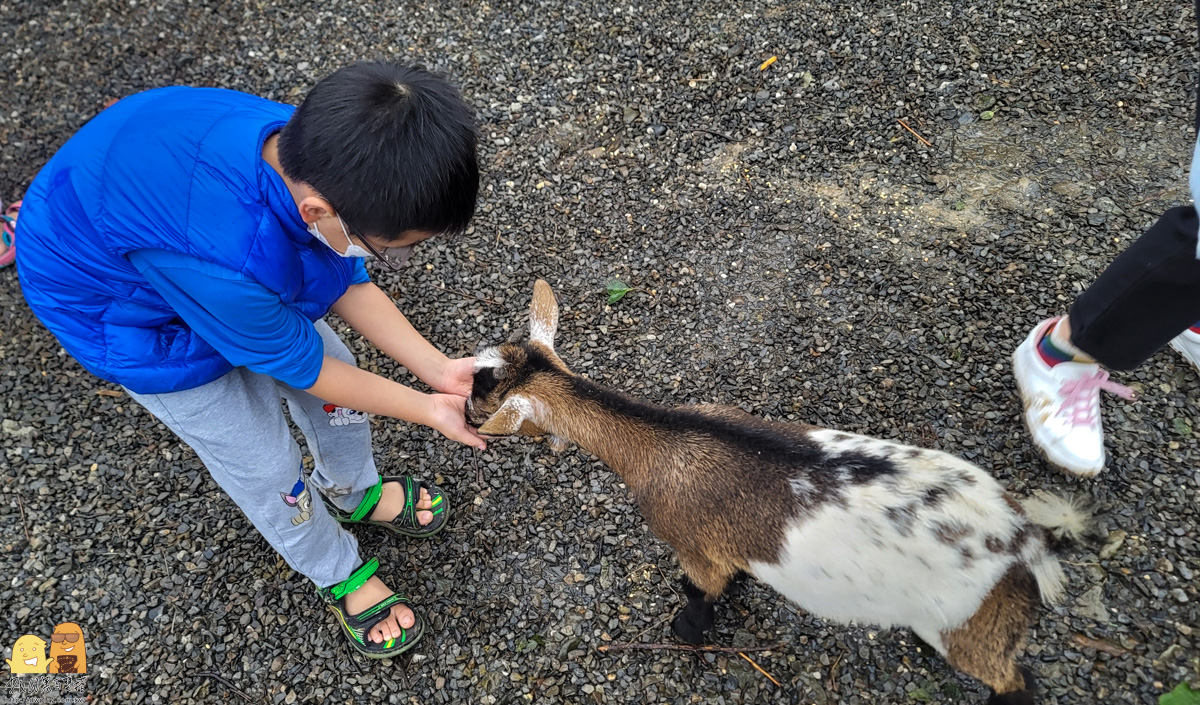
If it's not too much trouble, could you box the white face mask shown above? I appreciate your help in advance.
[308,215,372,259]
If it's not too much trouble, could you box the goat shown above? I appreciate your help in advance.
[466,280,1093,705]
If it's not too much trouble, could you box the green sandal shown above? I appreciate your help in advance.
[327,475,450,538]
[317,557,424,659]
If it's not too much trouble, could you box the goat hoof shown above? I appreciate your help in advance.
[985,668,1037,705]
[671,611,709,645]
[985,690,1035,705]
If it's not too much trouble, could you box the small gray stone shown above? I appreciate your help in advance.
[1072,585,1109,622]
[1099,530,1127,559]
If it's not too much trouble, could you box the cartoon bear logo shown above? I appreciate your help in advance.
[322,403,368,427]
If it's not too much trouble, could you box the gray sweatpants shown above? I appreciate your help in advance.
[125,320,378,588]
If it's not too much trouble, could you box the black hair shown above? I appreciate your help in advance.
[277,61,478,241]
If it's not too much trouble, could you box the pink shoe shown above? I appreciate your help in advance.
[0,199,20,268]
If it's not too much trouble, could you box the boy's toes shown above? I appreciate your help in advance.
[368,619,391,644]
[394,604,415,630]
[369,605,415,643]
[417,509,434,526]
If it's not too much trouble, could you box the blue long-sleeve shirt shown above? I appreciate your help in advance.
[126,249,369,389]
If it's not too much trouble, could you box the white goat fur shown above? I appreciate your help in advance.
[753,429,1066,654]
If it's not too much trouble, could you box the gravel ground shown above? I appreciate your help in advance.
[2,0,1199,703]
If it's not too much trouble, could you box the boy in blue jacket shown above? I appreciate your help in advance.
[16,62,486,658]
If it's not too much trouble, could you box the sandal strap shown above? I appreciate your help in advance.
[400,476,418,528]
[345,593,413,650]
[351,593,405,623]
[398,477,444,526]
[348,475,384,522]
[330,557,379,601]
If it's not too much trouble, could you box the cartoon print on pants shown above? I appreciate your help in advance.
[322,485,353,499]
[323,403,367,427]
[280,468,314,526]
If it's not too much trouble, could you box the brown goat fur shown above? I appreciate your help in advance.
[471,344,817,583]
[945,565,1041,698]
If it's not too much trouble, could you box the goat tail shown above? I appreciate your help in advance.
[1019,541,1068,606]
[1016,490,1097,606]
[1020,490,1097,548]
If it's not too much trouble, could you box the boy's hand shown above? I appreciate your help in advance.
[427,394,487,449]
[432,356,477,397]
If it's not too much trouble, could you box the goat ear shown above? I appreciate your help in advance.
[529,279,559,350]
[476,395,535,436]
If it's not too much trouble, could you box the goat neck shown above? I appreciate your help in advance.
[541,375,678,493]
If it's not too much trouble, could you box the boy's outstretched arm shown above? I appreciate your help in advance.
[331,282,472,395]
[305,355,486,449]
[123,251,483,448]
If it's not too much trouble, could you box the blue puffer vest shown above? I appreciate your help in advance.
[16,87,360,394]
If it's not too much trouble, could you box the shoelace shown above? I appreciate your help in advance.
[1058,369,1135,427]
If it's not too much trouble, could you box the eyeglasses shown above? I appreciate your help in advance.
[350,235,415,272]
[51,633,80,643]
[332,212,417,272]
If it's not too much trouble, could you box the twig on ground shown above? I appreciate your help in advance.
[598,641,784,654]
[187,672,255,703]
[395,652,413,689]
[1071,633,1130,656]
[343,638,367,674]
[691,128,741,142]
[897,119,933,147]
[1129,190,1169,207]
[738,651,782,687]
[447,287,502,306]
[16,493,31,546]
[827,651,844,693]
[622,615,675,647]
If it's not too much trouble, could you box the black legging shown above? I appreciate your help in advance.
[1066,2,1200,371]
[1070,206,1200,370]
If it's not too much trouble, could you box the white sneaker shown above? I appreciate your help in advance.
[1169,328,1200,374]
[1013,318,1135,477]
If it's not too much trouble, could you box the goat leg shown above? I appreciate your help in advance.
[672,576,717,644]
[725,569,751,596]
[671,555,734,644]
